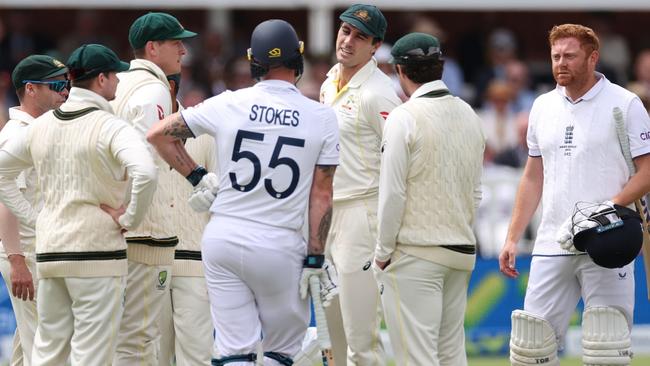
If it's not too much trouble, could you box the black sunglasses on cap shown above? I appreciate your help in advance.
[22,79,70,93]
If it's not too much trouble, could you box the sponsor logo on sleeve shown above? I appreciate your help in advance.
[640,131,650,140]
[157,105,164,120]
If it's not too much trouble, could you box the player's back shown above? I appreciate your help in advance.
[182,80,339,231]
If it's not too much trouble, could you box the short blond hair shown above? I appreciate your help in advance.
[548,24,600,53]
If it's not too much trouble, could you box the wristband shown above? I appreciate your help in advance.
[303,254,325,268]
[186,165,208,187]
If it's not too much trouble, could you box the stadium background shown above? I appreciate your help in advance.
[1,0,650,364]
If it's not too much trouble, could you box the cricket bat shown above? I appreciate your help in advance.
[309,276,336,365]
[614,106,650,299]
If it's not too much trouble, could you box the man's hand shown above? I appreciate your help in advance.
[299,255,338,307]
[374,258,390,271]
[499,240,520,278]
[8,254,34,301]
[556,200,614,251]
[188,172,218,212]
[100,204,127,234]
[318,259,338,307]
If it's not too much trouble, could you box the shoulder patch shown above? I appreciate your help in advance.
[380,111,389,120]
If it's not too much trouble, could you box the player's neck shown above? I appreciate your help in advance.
[20,103,47,119]
[265,68,297,85]
[337,62,367,92]
[565,73,598,102]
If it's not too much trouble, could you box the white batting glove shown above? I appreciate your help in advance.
[319,259,339,307]
[188,172,219,212]
[556,200,614,251]
[299,255,339,307]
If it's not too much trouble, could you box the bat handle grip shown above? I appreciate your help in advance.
[309,275,332,351]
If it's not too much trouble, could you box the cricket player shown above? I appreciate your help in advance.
[373,33,485,366]
[110,12,197,364]
[499,24,650,366]
[147,19,339,365]
[0,43,157,366]
[158,73,217,366]
[320,4,401,365]
[0,54,68,366]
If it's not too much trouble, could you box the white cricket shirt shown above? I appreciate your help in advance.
[528,73,650,255]
[320,58,401,202]
[182,79,339,231]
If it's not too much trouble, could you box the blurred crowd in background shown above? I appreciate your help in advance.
[2,9,650,257]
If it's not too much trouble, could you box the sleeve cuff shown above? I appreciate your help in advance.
[374,243,394,262]
[118,214,133,231]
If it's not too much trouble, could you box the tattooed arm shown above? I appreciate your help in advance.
[308,165,336,255]
[146,112,199,177]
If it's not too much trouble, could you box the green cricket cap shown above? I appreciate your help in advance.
[66,44,130,81]
[11,55,68,90]
[339,4,387,40]
[129,12,197,49]
[390,32,442,65]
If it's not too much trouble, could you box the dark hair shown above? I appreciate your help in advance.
[15,87,25,102]
[398,58,445,84]
[133,47,146,58]
[71,72,108,89]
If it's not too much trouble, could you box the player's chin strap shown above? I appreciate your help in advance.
[212,352,293,365]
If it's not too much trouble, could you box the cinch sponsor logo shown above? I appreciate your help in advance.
[640,131,650,140]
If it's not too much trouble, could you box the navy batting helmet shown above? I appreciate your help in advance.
[573,204,643,269]
[247,19,304,79]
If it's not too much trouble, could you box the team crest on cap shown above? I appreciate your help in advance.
[268,48,282,58]
[354,10,370,23]
[53,59,65,68]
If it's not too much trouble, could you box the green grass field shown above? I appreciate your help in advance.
[467,356,650,365]
[385,356,650,365]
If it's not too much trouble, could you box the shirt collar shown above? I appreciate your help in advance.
[8,107,36,125]
[129,58,171,88]
[327,58,378,89]
[60,87,115,114]
[255,79,300,94]
[555,72,606,104]
[410,80,449,100]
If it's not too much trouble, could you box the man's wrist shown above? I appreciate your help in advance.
[303,254,325,268]
[186,165,208,187]
[7,253,26,263]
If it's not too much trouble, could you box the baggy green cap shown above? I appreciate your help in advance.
[66,44,130,81]
[390,32,442,65]
[129,12,197,49]
[11,55,68,90]
[339,4,387,40]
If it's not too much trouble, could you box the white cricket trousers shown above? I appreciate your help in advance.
[326,197,385,366]
[31,276,126,366]
[0,253,37,366]
[202,217,310,366]
[374,252,471,366]
[158,275,214,366]
[114,260,172,365]
[524,255,635,348]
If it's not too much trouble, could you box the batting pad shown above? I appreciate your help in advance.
[509,310,559,366]
[582,306,632,366]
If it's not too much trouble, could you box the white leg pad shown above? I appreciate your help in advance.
[582,306,632,366]
[293,339,321,366]
[509,310,559,366]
